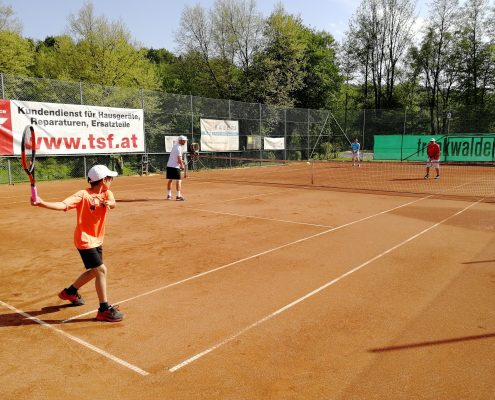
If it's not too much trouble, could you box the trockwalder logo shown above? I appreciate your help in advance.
[417,137,495,158]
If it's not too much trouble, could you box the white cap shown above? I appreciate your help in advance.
[87,165,118,182]
[430,138,436,142]
[178,135,187,141]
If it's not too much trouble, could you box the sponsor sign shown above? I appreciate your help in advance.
[0,99,144,155]
[200,119,239,151]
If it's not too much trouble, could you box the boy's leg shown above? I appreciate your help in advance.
[94,264,108,304]
[59,269,97,306]
[72,268,98,289]
[167,179,173,199]
[92,263,123,322]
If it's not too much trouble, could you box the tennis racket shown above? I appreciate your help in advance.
[183,151,189,178]
[190,142,200,161]
[20,125,38,203]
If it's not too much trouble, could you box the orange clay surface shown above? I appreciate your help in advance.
[1,171,495,399]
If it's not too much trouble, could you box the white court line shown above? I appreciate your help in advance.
[63,195,430,323]
[193,190,286,207]
[184,207,333,228]
[169,199,482,372]
[0,299,149,376]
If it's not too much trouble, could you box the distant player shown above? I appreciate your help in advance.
[166,135,187,200]
[425,138,440,179]
[351,138,361,167]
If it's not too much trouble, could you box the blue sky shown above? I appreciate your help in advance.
[9,0,365,50]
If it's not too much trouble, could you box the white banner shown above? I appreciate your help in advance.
[165,135,187,152]
[200,118,239,151]
[1,99,144,155]
[264,137,285,150]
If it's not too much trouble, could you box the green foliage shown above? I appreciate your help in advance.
[0,31,34,75]
[35,158,73,180]
[315,142,342,160]
[250,7,307,107]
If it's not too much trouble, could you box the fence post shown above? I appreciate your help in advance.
[79,81,83,104]
[190,95,194,143]
[83,156,87,178]
[1,72,4,99]
[307,109,310,161]
[362,109,366,151]
[284,108,287,161]
[140,88,146,155]
[401,106,407,161]
[7,158,12,185]
[259,102,262,164]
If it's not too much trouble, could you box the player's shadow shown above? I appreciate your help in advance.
[369,332,495,353]
[462,259,495,265]
[0,304,94,327]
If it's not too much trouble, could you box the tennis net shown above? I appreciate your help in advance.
[187,155,495,201]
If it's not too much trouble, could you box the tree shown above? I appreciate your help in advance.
[250,6,307,106]
[294,28,341,110]
[409,0,460,134]
[176,0,264,99]
[0,1,22,33]
[455,0,492,106]
[345,0,416,109]
[0,31,34,75]
[66,1,158,89]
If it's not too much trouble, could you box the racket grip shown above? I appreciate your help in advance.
[31,185,38,203]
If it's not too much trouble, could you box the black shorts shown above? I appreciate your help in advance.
[166,167,181,180]
[78,246,103,269]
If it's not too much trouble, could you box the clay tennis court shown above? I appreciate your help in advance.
[1,162,495,399]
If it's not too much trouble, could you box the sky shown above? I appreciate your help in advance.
[8,0,366,51]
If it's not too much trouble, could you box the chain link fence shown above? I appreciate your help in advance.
[2,73,494,184]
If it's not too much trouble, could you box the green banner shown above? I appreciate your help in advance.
[374,135,495,161]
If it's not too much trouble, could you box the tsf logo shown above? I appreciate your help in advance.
[0,99,14,155]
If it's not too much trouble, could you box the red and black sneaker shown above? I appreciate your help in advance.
[96,305,123,322]
[58,289,85,306]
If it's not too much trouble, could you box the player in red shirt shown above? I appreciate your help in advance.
[424,138,441,179]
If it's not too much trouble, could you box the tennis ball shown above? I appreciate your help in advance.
[306,161,310,164]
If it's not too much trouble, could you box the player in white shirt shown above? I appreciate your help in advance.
[166,135,187,201]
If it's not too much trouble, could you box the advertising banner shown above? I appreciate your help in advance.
[200,119,239,151]
[263,137,285,150]
[374,134,495,162]
[0,99,145,155]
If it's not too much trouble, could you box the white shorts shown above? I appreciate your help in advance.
[426,158,440,168]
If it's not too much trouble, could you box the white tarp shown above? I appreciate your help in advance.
[0,99,144,155]
[165,135,179,152]
[264,137,285,150]
[200,118,239,151]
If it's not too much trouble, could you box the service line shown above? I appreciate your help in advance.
[168,199,482,372]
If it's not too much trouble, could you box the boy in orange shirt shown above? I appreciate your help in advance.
[32,165,123,322]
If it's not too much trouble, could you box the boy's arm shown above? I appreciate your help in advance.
[32,198,67,211]
[104,191,116,209]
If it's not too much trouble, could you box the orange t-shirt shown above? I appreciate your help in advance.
[63,189,115,250]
